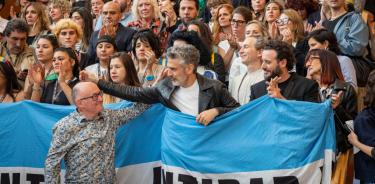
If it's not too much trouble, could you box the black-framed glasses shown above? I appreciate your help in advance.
[78,91,103,101]
[231,19,246,26]
[276,18,289,26]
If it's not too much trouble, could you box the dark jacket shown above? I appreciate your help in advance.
[250,73,320,102]
[84,24,136,68]
[327,80,357,153]
[97,74,240,115]
[354,107,375,182]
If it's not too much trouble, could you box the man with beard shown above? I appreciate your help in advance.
[175,0,199,31]
[250,40,320,102]
[0,18,34,84]
[81,44,240,125]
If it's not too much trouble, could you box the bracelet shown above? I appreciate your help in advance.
[33,85,42,91]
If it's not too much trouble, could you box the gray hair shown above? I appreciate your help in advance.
[72,83,80,105]
[167,44,200,72]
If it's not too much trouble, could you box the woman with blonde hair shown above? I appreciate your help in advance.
[127,0,170,50]
[48,0,71,25]
[21,2,51,47]
[277,8,308,76]
[52,19,85,68]
[245,20,269,39]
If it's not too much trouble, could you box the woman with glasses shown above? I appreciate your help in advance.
[307,29,357,88]
[103,52,141,104]
[132,30,163,87]
[277,9,309,76]
[29,47,79,105]
[264,0,283,39]
[305,49,357,183]
[0,59,24,103]
[227,6,252,83]
[21,2,51,47]
[85,35,117,80]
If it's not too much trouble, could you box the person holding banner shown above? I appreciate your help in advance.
[44,81,150,183]
[80,44,240,125]
[305,49,358,183]
[250,40,320,102]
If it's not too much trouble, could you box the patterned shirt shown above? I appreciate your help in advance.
[44,103,150,183]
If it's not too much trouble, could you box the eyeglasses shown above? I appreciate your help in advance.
[78,91,103,101]
[276,18,289,26]
[231,19,246,26]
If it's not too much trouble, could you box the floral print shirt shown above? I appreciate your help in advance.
[44,103,150,183]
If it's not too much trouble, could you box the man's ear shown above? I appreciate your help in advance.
[186,63,195,74]
[279,58,287,68]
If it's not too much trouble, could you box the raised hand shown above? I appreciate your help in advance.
[29,63,45,85]
[79,70,99,83]
[331,90,343,109]
[280,28,293,45]
[266,76,285,99]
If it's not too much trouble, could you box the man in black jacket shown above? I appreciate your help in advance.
[81,44,240,125]
[250,40,320,102]
[83,1,136,68]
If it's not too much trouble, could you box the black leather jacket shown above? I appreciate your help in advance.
[322,80,358,153]
[97,74,240,115]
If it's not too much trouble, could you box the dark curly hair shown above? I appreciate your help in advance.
[167,30,211,66]
[4,18,29,37]
[262,40,296,71]
[132,29,162,61]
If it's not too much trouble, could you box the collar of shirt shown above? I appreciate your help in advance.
[73,109,104,124]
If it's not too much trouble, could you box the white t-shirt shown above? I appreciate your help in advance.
[85,63,108,79]
[229,69,264,105]
[170,79,200,116]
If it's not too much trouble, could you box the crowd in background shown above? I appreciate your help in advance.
[0,0,374,183]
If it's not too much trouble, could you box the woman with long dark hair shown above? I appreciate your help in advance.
[29,47,80,105]
[0,59,24,103]
[103,52,141,104]
[305,49,357,183]
[307,29,357,88]
[70,7,93,53]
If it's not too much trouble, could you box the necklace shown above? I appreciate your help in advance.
[52,77,76,104]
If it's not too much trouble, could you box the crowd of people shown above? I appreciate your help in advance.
[0,0,375,183]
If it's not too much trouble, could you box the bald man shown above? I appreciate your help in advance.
[84,1,136,68]
[44,82,149,183]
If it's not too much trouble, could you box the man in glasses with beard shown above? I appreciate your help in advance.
[250,40,320,102]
